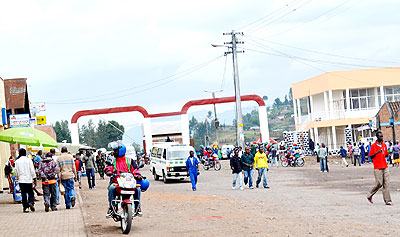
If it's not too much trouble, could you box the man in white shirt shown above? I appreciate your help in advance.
[14,148,37,213]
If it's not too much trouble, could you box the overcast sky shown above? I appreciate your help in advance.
[1,0,400,135]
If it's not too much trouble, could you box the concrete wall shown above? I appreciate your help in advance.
[378,103,400,142]
[312,93,325,113]
[0,78,11,192]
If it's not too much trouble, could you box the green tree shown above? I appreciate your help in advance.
[262,95,268,101]
[53,120,71,143]
[80,120,96,147]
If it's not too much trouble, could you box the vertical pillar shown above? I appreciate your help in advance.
[345,88,350,113]
[293,98,298,125]
[258,105,270,143]
[327,127,332,149]
[323,91,329,119]
[309,95,314,121]
[380,86,385,106]
[143,118,152,154]
[314,127,319,145]
[332,126,337,150]
[71,123,79,145]
[181,114,190,145]
[374,87,379,109]
[297,99,301,122]
[307,96,311,121]
[328,90,334,119]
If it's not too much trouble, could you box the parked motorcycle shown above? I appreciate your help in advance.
[281,154,305,167]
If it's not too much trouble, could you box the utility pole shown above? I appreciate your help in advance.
[204,90,222,146]
[223,30,245,147]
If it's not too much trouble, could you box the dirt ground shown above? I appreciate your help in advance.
[80,156,400,236]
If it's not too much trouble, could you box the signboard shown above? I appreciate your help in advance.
[30,117,37,126]
[31,102,46,113]
[1,108,6,125]
[9,114,30,128]
[36,116,47,125]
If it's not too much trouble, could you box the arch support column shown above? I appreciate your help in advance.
[181,114,190,145]
[258,105,269,143]
[71,123,79,145]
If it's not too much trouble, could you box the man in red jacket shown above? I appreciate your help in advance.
[367,131,392,205]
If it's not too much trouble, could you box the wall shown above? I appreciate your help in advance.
[0,78,11,192]
[378,103,400,142]
[312,93,325,113]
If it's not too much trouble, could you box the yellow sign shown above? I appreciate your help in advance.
[238,123,243,127]
[37,116,47,125]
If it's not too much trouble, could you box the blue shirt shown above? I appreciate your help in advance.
[186,156,199,174]
[339,148,347,158]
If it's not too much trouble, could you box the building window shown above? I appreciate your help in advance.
[349,88,376,110]
[384,86,400,102]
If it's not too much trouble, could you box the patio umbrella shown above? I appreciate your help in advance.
[0,127,58,147]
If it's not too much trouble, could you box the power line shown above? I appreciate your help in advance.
[219,55,228,91]
[246,35,400,64]
[47,55,224,104]
[247,0,314,34]
[238,0,302,30]
[47,55,224,105]
[265,0,355,38]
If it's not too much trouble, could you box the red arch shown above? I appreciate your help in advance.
[71,106,149,123]
[180,94,265,114]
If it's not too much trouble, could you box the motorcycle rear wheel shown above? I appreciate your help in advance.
[121,203,132,234]
[203,164,210,170]
[296,158,305,167]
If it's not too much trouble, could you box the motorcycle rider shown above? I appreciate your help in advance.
[105,142,143,217]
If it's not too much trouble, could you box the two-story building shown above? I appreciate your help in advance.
[292,67,400,151]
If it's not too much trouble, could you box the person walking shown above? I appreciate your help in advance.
[367,131,392,205]
[309,139,315,156]
[393,141,400,168]
[270,145,279,167]
[96,151,105,179]
[339,146,349,167]
[185,151,199,191]
[57,147,77,209]
[348,143,353,164]
[39,152,58,212]
[75,153,83,189]
[241,147,254,189]
[315,143,320,163]
[83,150,96,189]
[353,143,361,166]
[230,150,243,190]
[318,143,327,172]
[254,146,269,188]
[14,148,36,213]
[367,141,372,163]
[4,156,15,196]
[50,148,60,205]
[360,143,366,164]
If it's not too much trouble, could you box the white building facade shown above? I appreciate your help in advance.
[292,68,400,151]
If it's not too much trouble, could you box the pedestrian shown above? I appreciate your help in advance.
[367,142,372,163]
[4,156,15,196]
[270,145,279,167]
[348,143,353,164]
[393,141,400,168]
[241,147,254,189]
[254,146,269,188]
[96,151,105,179]
[316,143,320,163]
[230,150,243,190]
[309,139,315,156]
[318,143,327,172]
[185,151,199,191]
[367,131,392,205]
[50,148,60,205]
[360,143,366,164]
[32,151,43,197]
[75,153,83,189]
[83,150,96,189]
[352,143,361,166]
[339,146,349,167]
[57,147,77,209]
[39,152,58,212]
[14,148,36,213]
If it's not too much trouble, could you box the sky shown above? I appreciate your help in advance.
[1,0,400,143]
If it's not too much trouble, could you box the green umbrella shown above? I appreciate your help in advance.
[0,127,58,147]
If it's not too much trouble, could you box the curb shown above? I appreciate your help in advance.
[77,188,91,237]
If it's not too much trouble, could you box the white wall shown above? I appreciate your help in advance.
[312,93,325,113]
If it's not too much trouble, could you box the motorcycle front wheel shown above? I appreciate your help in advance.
[121,203,132,235]
[296,158,305,167]
[281,160,289,167]
[214,162,221,171]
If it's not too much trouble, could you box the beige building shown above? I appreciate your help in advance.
[0,77,11,192]
[292,67,400,150]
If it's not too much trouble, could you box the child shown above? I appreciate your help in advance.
[38,152,58,212]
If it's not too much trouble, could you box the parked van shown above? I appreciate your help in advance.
[149,143,196,183]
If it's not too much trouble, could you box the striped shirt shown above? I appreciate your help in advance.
[57,153,77,180]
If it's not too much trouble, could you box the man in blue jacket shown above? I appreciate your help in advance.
[186,151,199,191]
[339,146,349,167]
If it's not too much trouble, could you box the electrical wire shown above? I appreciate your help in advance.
[47,55,224,105]
[246,35,400,64]
[98,115,137,143]
[219,55,228,91]
[247,0,314,34]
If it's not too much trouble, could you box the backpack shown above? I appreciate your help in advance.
[4,163,12,175]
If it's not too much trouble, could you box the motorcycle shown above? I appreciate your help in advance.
[281,153,305,167]
[108,162,146,235]
[202,154,221,171]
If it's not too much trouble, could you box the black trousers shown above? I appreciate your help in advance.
[19,183,35,209]
[354,155,361,166]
